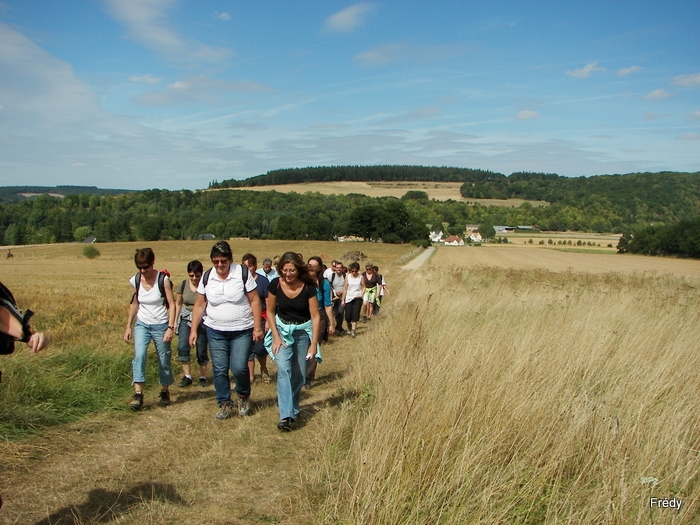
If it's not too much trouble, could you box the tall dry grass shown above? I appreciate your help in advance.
[305,267,699,524]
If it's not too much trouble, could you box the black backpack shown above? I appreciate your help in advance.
[0,282,33,355]
[131,271,169,309]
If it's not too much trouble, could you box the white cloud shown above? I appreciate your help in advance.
[104,0,232,64]
[671,73,700,87]
[377,106,441,126]
[134,75,271,106]
[217,12,230,21]
[565,63,605,78]
[687,110,700,121]
[678,133,700,141]
[355,42,471,67]
[129,74,163,84]
[617,65,641,76]
[515,110,539,120]
[643,112,664,120]
[323,3,375,33]
[644,89,670,99]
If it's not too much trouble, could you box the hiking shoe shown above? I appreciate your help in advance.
[158,390,171,406]
[304,379,313,390]
[350,330,356,338]
[238,396,250,417]
[215,403,233,420]
[198,377,208,388]
[178,376,193,387]
[277,418,294,432]
[128,392,143,411]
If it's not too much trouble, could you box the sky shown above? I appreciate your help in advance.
[0,1,698,191]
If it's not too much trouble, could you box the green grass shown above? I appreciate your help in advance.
[0,347,164,440]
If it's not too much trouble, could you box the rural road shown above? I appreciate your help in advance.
[401,246,435,270]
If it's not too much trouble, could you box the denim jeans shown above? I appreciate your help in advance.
[276,329,310,421]
[206,327,253,405]
[132,320,174,386]
[177,318,209,366]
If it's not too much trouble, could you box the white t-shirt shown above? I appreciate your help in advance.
[197,264,257,331]
[130,272,170,325]
[322,267,334,281]
[344,273,363,303]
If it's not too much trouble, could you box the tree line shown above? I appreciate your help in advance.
[210,165,503,187]
[0,190,428,245]
[617,217,700,258]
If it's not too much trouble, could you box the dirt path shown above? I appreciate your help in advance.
[0,331,361,524]
[401,246,435,270]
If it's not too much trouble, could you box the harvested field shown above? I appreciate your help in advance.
[433,243,700,280]
[219,180,549,206]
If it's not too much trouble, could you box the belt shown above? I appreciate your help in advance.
[278,317,308,326]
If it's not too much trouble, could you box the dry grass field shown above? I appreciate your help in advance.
[1,241,698,524]
[220,181,549,207]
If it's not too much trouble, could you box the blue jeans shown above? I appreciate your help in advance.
[177,318,209,366]
[132,320,174,386]
[276,329,310,421]
[206,327,253,405]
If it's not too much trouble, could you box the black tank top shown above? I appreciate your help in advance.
[268,278,316,323]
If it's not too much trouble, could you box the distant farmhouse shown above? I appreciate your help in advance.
[444,235,464,246]
[429,230,444,243]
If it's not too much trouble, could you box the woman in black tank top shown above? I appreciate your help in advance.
[267,252,320,431]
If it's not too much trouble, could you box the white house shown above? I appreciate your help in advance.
[469,232,482,243]
[429,230,444,243]
[444,235,464,246]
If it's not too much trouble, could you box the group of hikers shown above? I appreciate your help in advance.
[123,242,389,432]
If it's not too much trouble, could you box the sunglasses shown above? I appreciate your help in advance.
[137,265,151,271]
[211,259,229,265]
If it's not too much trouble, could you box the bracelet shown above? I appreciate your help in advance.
[167,326,175,330]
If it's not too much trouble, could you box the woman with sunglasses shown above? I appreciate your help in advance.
[173,260,209,388]
[266,252,320,431]
[341,262,365,338]
[124,247,176,410]
[189,242,263,420]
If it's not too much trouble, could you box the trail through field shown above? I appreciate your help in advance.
[1,333,362,524]
[401,246,435,270]
[3,243,698,524]
[1,239,414,524]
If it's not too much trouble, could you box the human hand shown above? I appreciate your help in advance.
[123,327,132,343]
[27,332,49,352]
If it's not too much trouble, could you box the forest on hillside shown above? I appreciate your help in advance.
[0,186,135,203]
[210,165,502,187]
[1,167,699,256]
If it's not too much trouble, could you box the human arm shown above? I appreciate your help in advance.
[246,289,263,342]
[173,289,184,334]
[341,278,349,304]
[265,292,285,354]
[0,307,49,352]
[307,294,321,359]
[323,281,335,334]
[188,293,206,347]
[163,279,176,343]
[123,299,138,343]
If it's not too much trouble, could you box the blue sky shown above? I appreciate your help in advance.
[0,1,698,190]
